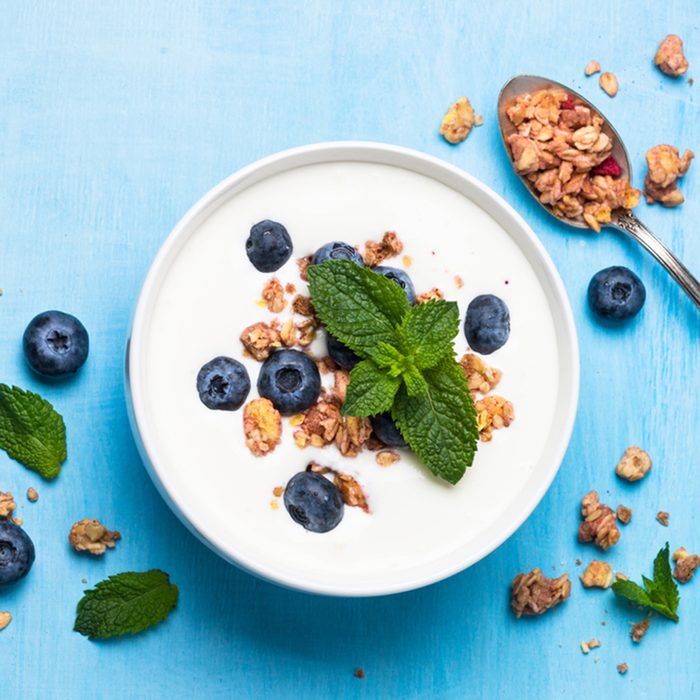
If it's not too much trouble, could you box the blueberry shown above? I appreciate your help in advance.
[372,266,416,304]
[0,520,35,586]
[197,356,250,410]
[23,310,89,377]
[245,220,293,272]
[326,334,360,370]
[587,266,646,321]
[284,471,344,533]
[464,295,510,354]
[311,241,364,267]
[370,412,407,448]
[257,349,321,415]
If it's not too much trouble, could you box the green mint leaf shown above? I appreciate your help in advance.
[402,365,429,397]
[392,356,478,484]
[611,544,680,621]
[399,300,459,369]
[74,570,179,640]
[342,360,400,417]
[372,342,406,375]
[0,384,67,479]
[308,260,410,359]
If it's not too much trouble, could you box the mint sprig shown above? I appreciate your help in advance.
[0,384,67,479]
[612,544,680,621]
[74,570,179,640]
[308,260,478,484]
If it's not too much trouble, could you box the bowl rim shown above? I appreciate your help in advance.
[126,140,580,597]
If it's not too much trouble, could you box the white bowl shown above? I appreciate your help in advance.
[126,141,579,596]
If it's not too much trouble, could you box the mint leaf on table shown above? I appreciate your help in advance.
[392,357,478,485]
[342,360,400,417]
[612,544,680,621]
[398,299,459,369]
[74,570,179,640]
[0,384,67,479]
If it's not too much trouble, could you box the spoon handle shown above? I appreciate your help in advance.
[610,210,700,309]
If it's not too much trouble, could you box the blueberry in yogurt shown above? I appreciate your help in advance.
[587,266,645,321]
[372,266,416,304]
[245,220,293,272]
[0,521,35,586]
[370,412,407,448]
[257,349,321,415]
[326,334,360,370]
[197,356,250,410]
[284,471,344,533]
[312,241,364,267]
[23,310,89,377]
[464,294,510,354]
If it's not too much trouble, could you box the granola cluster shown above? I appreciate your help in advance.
[362,231,403,267]
[68,518,121,555]
[672,547,700,584]
[654,34,689,77]
[440,96,476,145]
[243,398,282,456]
[0,491,16,519]
[261,277,287,313]
[415,287,444,304]
[511,568,571,618]
[615,446,651,482]
[307,462,369,512]
[505,88,641,231]
[578,490,620,550]
[580,560,613,589]
[644,144,694,207]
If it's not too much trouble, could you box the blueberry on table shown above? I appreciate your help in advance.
[257,349,321,415]
[197,356,251,410]
[370,412,407,448]
[326,334,360,370]
[587,266,646,321]
[0,520,35,586]
[23,310,89,377]
[372,266,416,304]
[245,220,293,272]
[284,471,344,533]
[311,241,364,267]
[464,294,510,354]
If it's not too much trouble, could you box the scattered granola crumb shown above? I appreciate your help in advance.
[261,277,287,313]
[581,638,601,654]
[69,518,121,555]
[240,322,282,361]
[354,668,365,679]
[375,450,400,467]
[0,611,11,632]
[269,499,279,511]
[475,395,514,442]
[617,504,632,525]
[578,491,620,550]
[335,416,373,457]
[402,255,412,268]
[332,369,350,404]
[0,492,16,518]
[475,114,484,126]
[599,72,619,97]
[654,34,689,77]
[440,96,476,144]
[656,511,669,527]
[630,617,651,643]
[644,144,694,207]
[334,472,369,512]
[617,662,628,675]
[511,569,571,618]
[585,60,601,76]
[580,560,614,588]
[272,486,284,498]
[459,353,502,398]
[416,288,444,304]
[81,577,87,584]
[454,275,464,289]
[279,318,297,347]
[12,516,22,526]
[575,559,582,566]
[580,640,590,654]
[285,282,296,294]
[292,294,316,319]
[297,255,312,281]
[26,487,39,503]
[615,446,651,482]
[672,547,700,583]
[296,318,317,347]
[243,398,282,457]
[293,401,342,449]
[362,231,403,266]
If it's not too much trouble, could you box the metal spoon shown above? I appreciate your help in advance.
[497,74,700,308]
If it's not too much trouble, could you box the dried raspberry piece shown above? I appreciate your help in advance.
[591,155,622,177]
[560,95,577,110]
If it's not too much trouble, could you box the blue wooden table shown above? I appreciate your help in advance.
[1,2,698,698]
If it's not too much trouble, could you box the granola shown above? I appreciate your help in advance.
[68,518,121,555]
[630,617,651,643]
[375,450,401,467]
[243,398,282,456]
[580,639,601,654]
[335,416,373,457]
[332,369,350,404]
[511,568,571,618]
[333,472,369,512]
[672,547,700,583]
[0,611,11,632]
[362,231,403,267]
[578,491,620,550]
[656,511,670,527]
[616,504,632,525]
[459,353,502,398]
[26,487,39,503]
[293,401,342,448]
[292,294,316,319]
[415,288,444,304]
[261,277,287,313]
[599,72,618,97]
[584,60,601,76]
[440,96,476,144]
[475,395,514,442]
[0,492,16,518]
[296,255,312,281]
[580,560,613,588]
[615,446,651,482]
[296,318,317,347]
[240,321,282,361]
[654,34,689,77]
[644,144,694,207]
[617,663,628,675]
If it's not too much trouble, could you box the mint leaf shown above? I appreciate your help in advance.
[399,300,459,369]
[401,365,429,396]
[308,260,410,359]
[0,384,67,479]
[342,361,400,417]
[74,570,179,640]
[392,356,478,484]
[612,544,680,621]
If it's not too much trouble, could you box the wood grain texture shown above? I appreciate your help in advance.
[0,1,697,697]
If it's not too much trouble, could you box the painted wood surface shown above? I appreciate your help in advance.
[0,2,697,698]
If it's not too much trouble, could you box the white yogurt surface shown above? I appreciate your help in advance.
[141,161,559,582]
